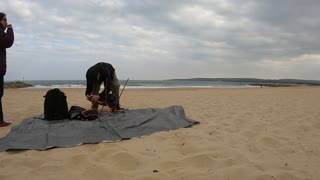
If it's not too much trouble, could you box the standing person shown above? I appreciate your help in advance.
[0,12,14,127]
[85,62,121,109]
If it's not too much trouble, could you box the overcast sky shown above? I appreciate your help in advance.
[2,0,320,80]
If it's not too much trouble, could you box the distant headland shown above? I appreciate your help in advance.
[4,81,33,89]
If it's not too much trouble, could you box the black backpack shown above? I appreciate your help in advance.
[44,88,69,120]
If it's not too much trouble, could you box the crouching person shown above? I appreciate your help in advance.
[85,62,121,110]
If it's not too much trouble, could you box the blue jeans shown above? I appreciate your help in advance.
[0,75,4,121]
[91,71,120,108]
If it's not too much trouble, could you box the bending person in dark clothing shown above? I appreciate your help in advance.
[85,62,120,109]
[0,12,14,127]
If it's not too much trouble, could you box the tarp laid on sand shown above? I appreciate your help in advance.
[0,106,198,151]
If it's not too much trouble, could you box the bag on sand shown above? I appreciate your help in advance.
[81,109,99,121]
[68,106,98,121]
[44,88,69,120]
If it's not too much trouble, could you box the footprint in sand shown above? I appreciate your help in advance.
[179,154,218,168]
[259,136,282,148]
[109,152,140,171]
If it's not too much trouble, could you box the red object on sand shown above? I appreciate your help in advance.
[0,121,12,127]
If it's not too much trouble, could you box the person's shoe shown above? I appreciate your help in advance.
[0,121,12,127]
[112,105,124,112]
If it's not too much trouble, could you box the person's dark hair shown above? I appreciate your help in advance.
[85,66,99,95]
[0,12,5,20]
[86,66,99,83]
[0,12,6,30]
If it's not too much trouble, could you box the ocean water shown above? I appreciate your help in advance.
[22,80,255,88]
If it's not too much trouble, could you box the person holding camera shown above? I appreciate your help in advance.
[0,12,14,127]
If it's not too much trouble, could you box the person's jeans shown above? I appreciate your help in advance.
[0,75,4,121]
[91,72,120,108]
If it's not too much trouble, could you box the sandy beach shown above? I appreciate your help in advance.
[0,87,320,180]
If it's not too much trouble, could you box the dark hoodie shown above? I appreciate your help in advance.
[85,62,115,96]
[0,21,14,75]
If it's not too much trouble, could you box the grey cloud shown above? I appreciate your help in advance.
[3,0,320,80]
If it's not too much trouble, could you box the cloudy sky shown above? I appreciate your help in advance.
[2,0,320,80]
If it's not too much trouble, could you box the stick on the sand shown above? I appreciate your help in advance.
[119,78,129,99]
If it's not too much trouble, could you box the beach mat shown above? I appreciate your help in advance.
[0,106,198,151]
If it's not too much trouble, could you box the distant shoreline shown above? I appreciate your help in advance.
[4,79,320,89]
[249,83,320,87]
[167,78,320,85]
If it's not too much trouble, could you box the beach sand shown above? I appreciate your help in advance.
[1,87,320,180]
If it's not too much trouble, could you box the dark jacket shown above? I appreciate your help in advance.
[0,27,14,75]
[85,62,115,96]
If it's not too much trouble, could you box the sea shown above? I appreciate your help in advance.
[22,80,256,89]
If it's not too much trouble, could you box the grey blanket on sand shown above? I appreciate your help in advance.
[0,106,198,151]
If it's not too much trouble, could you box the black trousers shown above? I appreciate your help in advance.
[0,75,3,121]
